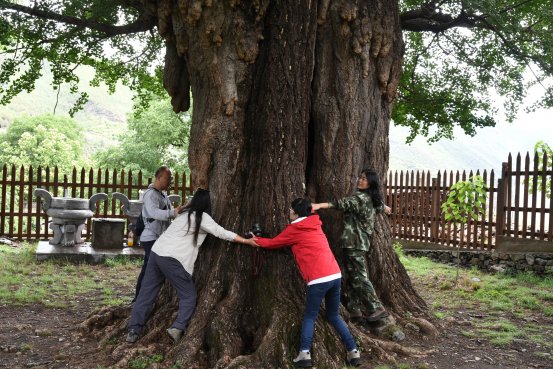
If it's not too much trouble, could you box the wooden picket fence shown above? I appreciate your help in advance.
[384,169,498,249]
[384,151,552,250]
[0,165,194,241]
[502,152,553,242]
[1,151,551,251]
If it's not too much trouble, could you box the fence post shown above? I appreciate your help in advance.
[431,178,439,242]
[496,162,509,237]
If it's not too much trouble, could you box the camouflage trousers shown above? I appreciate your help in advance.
[343,249,382,314]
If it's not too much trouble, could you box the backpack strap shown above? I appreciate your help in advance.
[142,187,169,224]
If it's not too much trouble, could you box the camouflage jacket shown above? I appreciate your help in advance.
[329,191,386,251]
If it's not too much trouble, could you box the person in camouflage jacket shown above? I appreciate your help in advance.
[313,169,391,323]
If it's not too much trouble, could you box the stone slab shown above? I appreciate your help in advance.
[496,236,553,253]
[393,238,458,251]
[35,241,144,264]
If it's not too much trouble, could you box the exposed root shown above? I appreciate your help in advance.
[79,305,132,333]
[369,336,435,358]
[111,343,160,368]
[348,324,435,362]
[98,317,131,347]
[411,317,440,337]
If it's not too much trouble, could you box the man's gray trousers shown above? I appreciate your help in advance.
[128,251,197,334]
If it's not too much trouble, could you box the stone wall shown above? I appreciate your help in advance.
[404,249,553,274]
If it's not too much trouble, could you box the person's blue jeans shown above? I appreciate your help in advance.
[300,278,356,352]
[135,240,155,299]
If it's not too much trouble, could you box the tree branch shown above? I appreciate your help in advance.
[1,2,157,37]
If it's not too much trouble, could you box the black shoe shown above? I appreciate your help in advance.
[367,306,387,322]
[128,297,136,305]
[126,329,139,343]
[166,327,184,344]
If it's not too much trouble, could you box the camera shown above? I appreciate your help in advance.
[244,222,262,239]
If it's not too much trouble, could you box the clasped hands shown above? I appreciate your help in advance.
[243,233,260,247]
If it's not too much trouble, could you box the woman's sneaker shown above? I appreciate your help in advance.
[292,351,312,367]
[367,306,387,322]
[347,349,361,366]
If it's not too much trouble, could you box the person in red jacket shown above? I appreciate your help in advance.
[253,198,361,368]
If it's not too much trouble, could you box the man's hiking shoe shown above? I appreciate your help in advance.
[367,306,387,322]
[349,310,363,323]
[126,330,139,343]
[347,349,361,366]
[292,351,312,367]
[166,327,184,345]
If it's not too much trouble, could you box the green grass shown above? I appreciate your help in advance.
[461,330,477,338]
[0,242,141,308]
[434,311,452,320]
[400,251,553,316]
[401,252,553,350]
[476,321,527,347]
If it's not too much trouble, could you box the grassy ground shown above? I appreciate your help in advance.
[0,242,141,309]
[398,247,553,346]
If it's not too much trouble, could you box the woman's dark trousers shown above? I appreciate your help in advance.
[128,252,197,335]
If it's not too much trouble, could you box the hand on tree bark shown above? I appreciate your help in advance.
[384,206,392,215]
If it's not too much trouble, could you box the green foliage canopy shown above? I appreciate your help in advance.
[397,0,553,142]
[93,97,191,178]
[0,114,89,173]
[0,0,552,142]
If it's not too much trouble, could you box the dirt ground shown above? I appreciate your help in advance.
[2,293,552,368]
[1,244,553,368]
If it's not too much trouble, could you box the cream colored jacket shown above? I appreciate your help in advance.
[152,211,237,275]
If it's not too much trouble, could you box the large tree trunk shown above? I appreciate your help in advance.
[81,0,432,367]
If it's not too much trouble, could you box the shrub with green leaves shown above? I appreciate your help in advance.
[525,141,552,200]
[442,175,488,232]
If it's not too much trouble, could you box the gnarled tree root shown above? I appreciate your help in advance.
[410,317,440,336]
[79,305,132,334]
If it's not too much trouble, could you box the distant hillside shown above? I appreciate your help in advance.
[0,64,134,155]
[1,63,551,172]
[389,108,553,176]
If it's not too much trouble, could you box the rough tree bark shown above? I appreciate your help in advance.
[80,0,434,367]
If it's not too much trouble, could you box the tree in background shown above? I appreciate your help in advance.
[0,114,89,174]
[1,0,552,367]
[94,97,191,178]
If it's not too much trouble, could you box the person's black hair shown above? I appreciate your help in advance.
[178,188,212,246]
[155,166,169,179]
[291,198,313,218]
[359,169,383,208]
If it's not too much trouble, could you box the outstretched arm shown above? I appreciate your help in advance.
[255,227,296,250]
[312,203,330,211]
[200,214,259,246]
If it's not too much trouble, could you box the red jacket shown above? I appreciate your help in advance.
[256,215,341,283]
